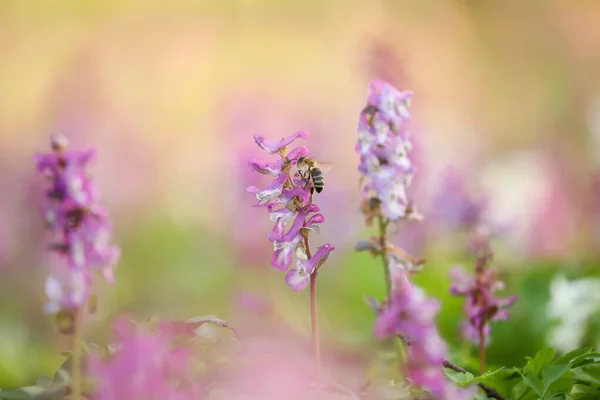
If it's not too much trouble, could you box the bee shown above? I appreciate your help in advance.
[296,156,333,194]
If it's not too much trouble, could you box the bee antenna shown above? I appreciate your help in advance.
[297,156,305,163]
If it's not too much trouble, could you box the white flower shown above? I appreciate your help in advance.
[546,273,600,352]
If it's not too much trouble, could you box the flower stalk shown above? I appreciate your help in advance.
[35,135,120,398]
[247,131,335,372]
[357,81,476,399]
[71,307,84,400]
[303,235,321,371]
[376,216,392,299]
[450,235,517,375]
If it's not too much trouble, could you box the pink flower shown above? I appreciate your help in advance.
[247,131,335,290]
[356,81,419,222]
[374,270,465,398]
[254,131,309,154]
[89,320,202,400]
[450,266,517,346]
[35,135,120,313]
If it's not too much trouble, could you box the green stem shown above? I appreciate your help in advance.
[376,216,391,299]
[376,216,408,376]
[310,271,320,373]
[71,307,83,399]
[478,325,486,375]
[305,237,321,373]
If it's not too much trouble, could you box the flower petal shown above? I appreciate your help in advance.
[297,243,335,274]
[285,268,311,291]
[248,158,286,176]
[253,131,309,154]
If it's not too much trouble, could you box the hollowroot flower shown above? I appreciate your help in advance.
[35,135,120,314]
[356,80,421,223]
[450,260,517,347]
[89,320,202,400]
[375,271,471,399]
[247,131,335,291]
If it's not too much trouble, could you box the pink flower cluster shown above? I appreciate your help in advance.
[450,265,517,347]
[356,80,419,222]
[89,320,202,400]
[247,131,335,291]
[375,271,471,399]
[34,135,120,313]
[361,82,473,399]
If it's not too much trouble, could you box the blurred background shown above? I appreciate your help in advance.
[1,0,600,388]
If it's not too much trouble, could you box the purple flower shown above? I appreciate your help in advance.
[375,270,467,399]
[35,135,120,313]
[254,131,309,154]
[247,131,335,290]
[285,243,335,291]
[450,266,517,346]
[430,168,488,231]
[89,319,202,400]
[356,81,420,222]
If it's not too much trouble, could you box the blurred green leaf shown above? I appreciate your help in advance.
[519,369,543,396]
[443,368,474,385]
[554,348,593,366]
[526,348,556,375]
[541,364,571,394]
[473,367,520,398]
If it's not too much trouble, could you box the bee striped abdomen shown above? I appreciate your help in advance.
[311,168,325,193]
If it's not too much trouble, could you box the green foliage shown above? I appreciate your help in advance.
[444,347,600,400]
[0,357,70,400]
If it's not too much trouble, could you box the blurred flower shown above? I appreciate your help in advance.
[34,135,120,313]
[430,168,488,231]
[356,80,420,223]
[247,131,335,291]
[363,38,405,89]
[547,274,600,353]
[89,320,201,400]
[480,150,576,259]
[593,173,600,248]
[375,270,469,399]
[235,291,273,315]
[450,247,517,347]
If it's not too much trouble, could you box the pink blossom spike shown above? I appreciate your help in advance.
[247,131,335,290]
[35,134,120,314]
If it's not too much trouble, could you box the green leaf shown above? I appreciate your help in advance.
[542,364,571,394]
[527,348,556,375]
[474,368,521,398]
[543,377,574,400]
[571,384,599,394]
[0,388,37,400]
[443,368,474,385]
[511,378,531,399]
[572,364,600,386]
[519,370,544,396]
[568,393,600,400]
[570,352,600,368]
[554,348,592,365]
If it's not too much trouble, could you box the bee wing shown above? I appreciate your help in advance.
[317,162,333,173]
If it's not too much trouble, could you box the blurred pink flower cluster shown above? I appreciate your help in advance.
[89,319,202,400]
[450,265,517,347]
[34,135,120,313]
